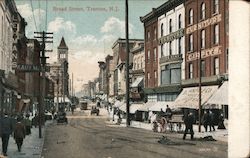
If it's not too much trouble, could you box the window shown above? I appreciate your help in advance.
[201,29,205,49]
[178,14,182,29]
[161,65,170,85]
[161,23,164,37]
[214,57,219,75]
[226,49,228,72]
[161,45,164,57]
[154,27,157,39]
[147,30,150,41]
[147,50,150,62]
[201,60,205,77]
[147,72,150,85]
[189,9,193,24]
[189,63,193,79]
[214,24,219,44]
[141,57,143,69]
[201,3,206,20]
[169,19,172,33]
[154,70,157,84]
[214,0,219,14]
[178,38,182,55]
[169,41,172,55]
[189,34,193,51]
[161,64,181,85]
[154,48,157,61]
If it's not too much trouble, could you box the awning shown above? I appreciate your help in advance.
[113,100,123,107]
[54,97,71,103]
[119,103,144,114]
[138,101,156,111]
[131,77,143,88]
[148,101,174,111]
[172,86,218,109]
[205,81,228,108]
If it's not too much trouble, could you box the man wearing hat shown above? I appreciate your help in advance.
[0,113,13,156]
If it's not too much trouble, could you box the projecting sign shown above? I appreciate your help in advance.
[16,64,50,72]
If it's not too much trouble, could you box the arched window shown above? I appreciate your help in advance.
[201,3,206,20]
[178,14,182,29]
[169,19,172,33]
[161,23,164,37]
[189,9,193,24]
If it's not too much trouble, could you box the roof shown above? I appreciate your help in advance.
[140,0,184,23]
[58,37,68,49]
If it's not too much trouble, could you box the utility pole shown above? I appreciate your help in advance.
[34,31,53,138]
[125,0,130,127]
[196,1,202,133]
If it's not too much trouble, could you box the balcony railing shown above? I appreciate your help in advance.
[159,54,182,64]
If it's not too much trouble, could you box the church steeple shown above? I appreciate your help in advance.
[57,36,68,62]
[58,37,68,49]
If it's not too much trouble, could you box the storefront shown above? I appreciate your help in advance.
[205,81,228,118]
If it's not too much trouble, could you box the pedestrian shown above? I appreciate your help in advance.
[217,112,226,129]
[202,110,210,132]
[0,112,13,156]
[183,111,195,140]
[32,113,38,128]
[23,113,32,135]
[165,105,172,120]
[14,116,26,152]
[209,110,215,131]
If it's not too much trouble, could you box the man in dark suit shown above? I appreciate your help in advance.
[0,113,13,156]
[183,111,195,140]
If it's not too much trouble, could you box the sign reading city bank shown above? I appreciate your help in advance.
[186,46,222,62]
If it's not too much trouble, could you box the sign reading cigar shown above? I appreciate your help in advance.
[186,14,222,34]
[186,46,222,62]
[158,28,184,45]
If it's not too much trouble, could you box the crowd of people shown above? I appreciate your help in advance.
[148,106,226,140]
[0,112,33,156]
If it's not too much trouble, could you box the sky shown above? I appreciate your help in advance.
[15,0,166,92]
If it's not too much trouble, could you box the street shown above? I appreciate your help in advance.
[41,109,227,158]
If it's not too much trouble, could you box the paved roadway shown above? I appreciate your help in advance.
[41,109,227,158]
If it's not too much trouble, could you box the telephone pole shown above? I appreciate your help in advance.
[125,0,130,127]
[34,31,53,138]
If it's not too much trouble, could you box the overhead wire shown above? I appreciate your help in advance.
[30,0,38,32]
[38,0,41,31]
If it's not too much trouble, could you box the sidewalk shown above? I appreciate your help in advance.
[0,121,52,158]
[107,110,228,142]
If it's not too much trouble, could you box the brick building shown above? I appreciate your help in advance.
[184,0,228,86]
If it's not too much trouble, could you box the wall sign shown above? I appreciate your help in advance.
[186,14,222,34]
[186,46,222,62]
[158,28,184,45]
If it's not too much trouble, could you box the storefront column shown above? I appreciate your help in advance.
[229,1,250,157]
